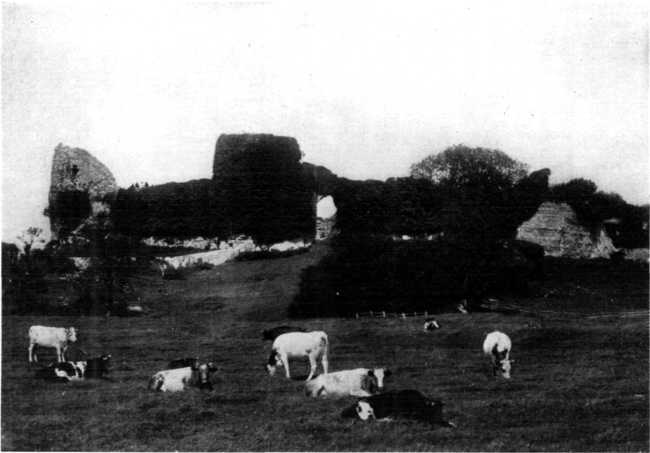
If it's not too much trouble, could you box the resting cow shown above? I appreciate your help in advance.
[262,326,307,341]
[341,389,455,427]
[149,362,217,392]
[305,367,391,398]
[28,325,77,364]
[423,318,440,331]
[483,330,513,379]
[34,361,87,382]
[266,331,328,381]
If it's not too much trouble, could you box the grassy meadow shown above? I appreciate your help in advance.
[2,244,648,451]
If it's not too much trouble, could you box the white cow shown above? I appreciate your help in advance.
[149,362,217,392]
[266,331,329,381]
[28,325,77,363]
[305,367,391,398]
[482,331,513,379]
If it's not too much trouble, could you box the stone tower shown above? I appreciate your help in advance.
[47,144,118,240]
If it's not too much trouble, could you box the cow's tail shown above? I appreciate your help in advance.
[319,332,329,374]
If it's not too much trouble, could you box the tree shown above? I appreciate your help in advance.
[17,227,46,258]
[410,145,529,192]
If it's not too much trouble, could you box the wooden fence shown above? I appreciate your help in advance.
[352,310,433,319]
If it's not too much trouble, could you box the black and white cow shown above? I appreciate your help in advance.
[423,318,440,332]
[84,354,112,379]
[34,361,87,382]
[341,390,456,427]
[149,362,218,392]
[262,326,307,342]
[305,368,391,398]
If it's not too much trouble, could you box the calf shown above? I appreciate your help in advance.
[168,357,199,370]
[423,318,440,331]
[341,390,455,427]
[34,361,86,382]
[28,325,77,363]
[262,326,307,341]
[266,331,328,381]
[149,362,217,392]
[482,330,513,379]
[305,367,391,398]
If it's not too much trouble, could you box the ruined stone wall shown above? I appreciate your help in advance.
[48,144,118,240]
[516,202,617,259]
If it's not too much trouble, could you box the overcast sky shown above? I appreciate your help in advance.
[2,0,648,242]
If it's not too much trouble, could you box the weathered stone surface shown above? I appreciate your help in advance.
[48,144,118,239]
[516,202,617,259]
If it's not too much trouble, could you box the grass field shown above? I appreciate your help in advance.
[2,244,648,451]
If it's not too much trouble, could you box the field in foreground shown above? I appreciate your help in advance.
[2,245,648,451]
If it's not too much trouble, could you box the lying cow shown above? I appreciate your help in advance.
[84,354,112,379]
[168,357,199,370]
[305,367,391,398]
[341,389,456,427]
[423,318,440,331]
[483,330,513,379]
[266,331,328,381]
[262,326,307,342]
[149,362,217,392]
[28,325,77,364]
[34,361,87,382]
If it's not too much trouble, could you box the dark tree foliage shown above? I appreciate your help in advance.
[48,190,91,237]
[111,179,226,240]
[410,145,529,191]
[289,234,540,318]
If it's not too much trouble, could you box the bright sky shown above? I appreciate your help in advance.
[2,0,648,242]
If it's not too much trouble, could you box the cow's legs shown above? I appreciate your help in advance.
[321,353,329,375]
[306,355,317,381]
[56,346,63,362]
[28,343,35,363]
[280,353,291,379]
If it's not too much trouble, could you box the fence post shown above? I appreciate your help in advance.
[355,313,359,319]
[370,310,373,317]
[382,311,386,318]
[424,311,428,317]
[401,313,406,319]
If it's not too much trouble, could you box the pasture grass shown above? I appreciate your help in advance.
[2,245,648,451]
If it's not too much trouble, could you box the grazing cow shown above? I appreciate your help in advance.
[305,367,391,398]
[262,326,307,341]
[84,354,112,379]
[266,331,328,381]
[168,357,199,370]
[34,361,87,382]
[149,362,217,392]
[341,390,455,427]
[28,325,77,364]
[483,331,513,379]
[423,318,440,331]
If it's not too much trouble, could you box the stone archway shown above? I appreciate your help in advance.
[315,195,337,241]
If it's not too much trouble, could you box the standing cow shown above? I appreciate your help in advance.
[483,331,513,379]
[266,331,329,381]
[28,325,77,364]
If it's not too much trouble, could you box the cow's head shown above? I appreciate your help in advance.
[499,358,512,379]
[265,351,282,376]
[373,368,391,391]
[194,362,217,390]
[66,327,77,342]
[355,401,375,420]
[361,370,379,394]
[423,319,440,331]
